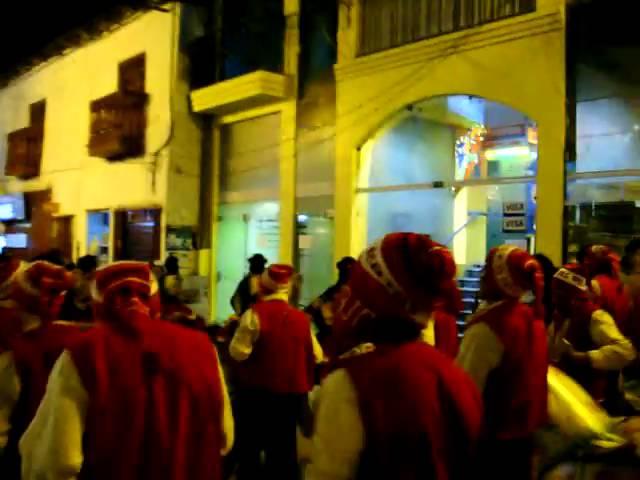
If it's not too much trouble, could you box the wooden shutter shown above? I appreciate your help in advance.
[119,53,146,93]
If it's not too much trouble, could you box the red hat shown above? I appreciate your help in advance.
[92,261,160,324]
[580,244,620,279]
[484,246,544,314]
[260,264,294,294]
[332,233,459,353]
[552,263,592,313]
[11,261,74,320]
[93,261,153,302]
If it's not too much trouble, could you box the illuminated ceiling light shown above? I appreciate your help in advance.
[634,124,640,132]
[484,146,531,161]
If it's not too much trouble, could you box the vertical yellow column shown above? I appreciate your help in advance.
[279,0,300,264]
[208,126,221,323]
[334,1,360,263]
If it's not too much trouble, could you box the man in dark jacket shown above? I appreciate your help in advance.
[230,254,267,316]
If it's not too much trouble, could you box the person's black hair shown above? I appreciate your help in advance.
[248,253,267,274]
[65,262,76,272]
[77,255,98,274]
[164,255,180,275]
[336,256,357,285]
[622,238,640,274]
[534,253,558,326]
[31,249,65,266]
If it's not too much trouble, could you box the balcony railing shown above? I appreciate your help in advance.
[359,0,536,56]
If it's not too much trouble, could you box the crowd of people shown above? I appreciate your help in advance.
[0,235,640,479]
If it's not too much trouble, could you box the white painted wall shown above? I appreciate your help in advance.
[0,9,177,259]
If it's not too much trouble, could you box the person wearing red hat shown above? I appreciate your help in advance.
[579,245,633,341]
[456,246,548,478]
[19,261,233,480]
[229,263,323,480]
[0,261,80,479]
[308,233,482,480]
[549,264,636,414]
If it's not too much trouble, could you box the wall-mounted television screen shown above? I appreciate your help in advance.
[0,194,26,221]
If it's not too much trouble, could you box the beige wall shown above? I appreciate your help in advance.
[335,3,567,264]
[0,9,179,259]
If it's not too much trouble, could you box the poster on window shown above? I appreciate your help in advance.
[166,226,195,251]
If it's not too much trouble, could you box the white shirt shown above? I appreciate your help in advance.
[307,369,364,480]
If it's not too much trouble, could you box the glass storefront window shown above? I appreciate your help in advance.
[359,96,537,191]
[565,176,640,260]
[572,97,640,174]
[215,201,280,322]
[357,95,538,269]
[296,196,334,308]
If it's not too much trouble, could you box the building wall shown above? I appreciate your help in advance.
[0,9,177,259]
[335,0,567,263]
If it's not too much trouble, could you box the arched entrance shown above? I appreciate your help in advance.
[354,95,538,268]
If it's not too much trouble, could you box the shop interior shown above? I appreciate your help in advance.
[355,95,538,270]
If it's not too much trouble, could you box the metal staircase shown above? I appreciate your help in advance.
[456,265,483,338]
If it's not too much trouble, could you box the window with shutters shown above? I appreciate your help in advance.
[89,53,147,160]
[5,100,46,179]
[359,0,536,56]
[114,208,161,262]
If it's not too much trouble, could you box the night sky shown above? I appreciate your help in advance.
[0,1,169,79]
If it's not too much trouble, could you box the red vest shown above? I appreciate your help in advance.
[471,300,548,440]
[594,275,631,337]
[345,342,483,480]
[68,321,224,480]
[554,301,620,404]
[234,299,314,394]
[2,322,82,479]
[433,310,459,358]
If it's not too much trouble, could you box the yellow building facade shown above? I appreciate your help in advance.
[0,6,203,268]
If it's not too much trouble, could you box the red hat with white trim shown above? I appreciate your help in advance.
[260,264,294,294]
[92,262,160,319]
[11,261,74,319]
[332,233,459,354]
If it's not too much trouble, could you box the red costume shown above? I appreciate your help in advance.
[458,246,548,478]
[234,299,314,394]
[345,342,482,479]
[0,261,79,479]
[550,265,635,413]
[309,233,482,480]
[68,262,226,480]
[581,245,632,337]
[230,264,316,480]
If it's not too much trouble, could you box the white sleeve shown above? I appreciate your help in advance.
[456,322,504,392]
[229,308,260,361]
[20,350,88,480]
[216,350,234,456]
[588,310,637,370]
[307,369,364,480]
[0,351,20,450]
